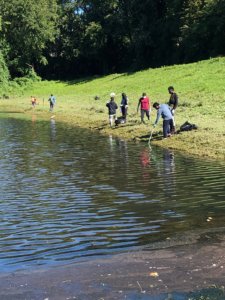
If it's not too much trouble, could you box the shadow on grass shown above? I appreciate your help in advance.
[64,75,103,86]
[139,132,163,141]
[110,71,136,81]
[64,69,141,85]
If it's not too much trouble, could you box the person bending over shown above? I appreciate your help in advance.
[153,102,173,139]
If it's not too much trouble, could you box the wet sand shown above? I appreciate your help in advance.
[0,234,225,300]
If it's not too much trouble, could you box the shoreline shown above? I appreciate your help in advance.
[0,233,225,299]
[0,100,224,162]
[1,57,225,161]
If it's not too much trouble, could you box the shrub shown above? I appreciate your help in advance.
[0,50,9,85]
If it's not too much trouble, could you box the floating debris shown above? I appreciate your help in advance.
[149,272,159,278]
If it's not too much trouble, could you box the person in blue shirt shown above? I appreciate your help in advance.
[48,94,56,112]
[153,102,173,138]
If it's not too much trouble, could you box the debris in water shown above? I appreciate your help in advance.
[137,281,146,293]
[149,272,159,278]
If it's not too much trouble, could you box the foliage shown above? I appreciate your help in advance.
[180,0,225,62]
[0,49,9,85]
[0,0,59,77]
[1,0,225,79]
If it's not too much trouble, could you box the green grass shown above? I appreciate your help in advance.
[1,57,225,159]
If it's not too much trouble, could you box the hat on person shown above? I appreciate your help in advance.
[110,92,116,98]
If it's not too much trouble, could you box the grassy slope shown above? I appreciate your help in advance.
[1,57,225,159]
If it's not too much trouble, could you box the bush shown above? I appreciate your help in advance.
[24,67,41,82]
[11,68,41,92]
[0,50,9,85]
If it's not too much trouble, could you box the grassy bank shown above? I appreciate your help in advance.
[1,57,225,160]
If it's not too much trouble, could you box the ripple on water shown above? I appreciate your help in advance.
[0,118,225,271]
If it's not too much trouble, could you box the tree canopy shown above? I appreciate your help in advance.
[0,0,224,81]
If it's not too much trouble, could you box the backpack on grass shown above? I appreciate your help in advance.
[179,121,198,132]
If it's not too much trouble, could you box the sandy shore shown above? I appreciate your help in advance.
[1,233,225,300]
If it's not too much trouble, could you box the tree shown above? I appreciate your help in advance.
[0,15,9,85]
[180,0,225,61]
[0,0,59,77]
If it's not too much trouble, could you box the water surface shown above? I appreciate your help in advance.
[0,116,225,271]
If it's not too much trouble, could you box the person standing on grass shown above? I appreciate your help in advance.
[153,102,173,139]
[106,93,118,128]
[168,86,178,133]
[120,93,129,122]
[137,92,151,124]
[48,94,56,112]
[31,96,37,108]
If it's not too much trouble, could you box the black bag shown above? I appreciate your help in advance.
[115,117,126,126]
[180,121,198,131]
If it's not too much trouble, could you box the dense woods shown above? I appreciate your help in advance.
[0,0,225,80]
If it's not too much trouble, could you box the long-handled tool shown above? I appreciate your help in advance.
[148,126,155,147]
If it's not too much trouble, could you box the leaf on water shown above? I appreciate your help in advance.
[149,272,159,278]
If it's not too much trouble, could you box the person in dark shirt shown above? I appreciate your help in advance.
[137,92,151,124]
[48,94,56,112]
[120,93,129,122]
[106,93,118,127]
[168,86,178,133]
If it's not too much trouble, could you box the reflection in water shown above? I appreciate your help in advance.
[0,117,225,271]
[161,149,176,198]
[50,118,56,141]
[140,148,150,168]
[140,148,151,185]
[32,114,37,124]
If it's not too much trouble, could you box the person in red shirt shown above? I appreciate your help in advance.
[31,96,37,108]
[137,93,151,124]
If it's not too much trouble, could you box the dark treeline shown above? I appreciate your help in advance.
[0,0,225,80]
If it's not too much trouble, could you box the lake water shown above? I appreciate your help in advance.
[0,116,225,272]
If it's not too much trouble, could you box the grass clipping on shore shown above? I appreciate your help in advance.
[1,57,225,160]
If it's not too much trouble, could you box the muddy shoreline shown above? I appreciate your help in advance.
[1,232,225,300]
